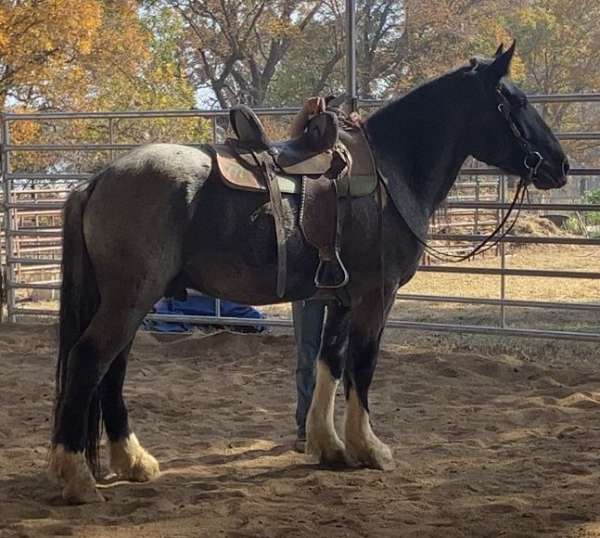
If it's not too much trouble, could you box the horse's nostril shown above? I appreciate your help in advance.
[562,159,570,176]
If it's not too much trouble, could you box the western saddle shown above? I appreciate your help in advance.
[211,103,376,298]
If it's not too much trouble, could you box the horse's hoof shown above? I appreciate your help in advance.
[48,444,103,503]
[63,483,105,504]
[347,440,395,471]
[319,447,349,469]
[127,451,160,482]
[109,433,160,482]
[306,435,348,468]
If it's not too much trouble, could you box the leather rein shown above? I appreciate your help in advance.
[363,86,545,263]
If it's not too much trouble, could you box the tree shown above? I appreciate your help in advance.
[2,1,208,174]
[157,0,332,108]
[0,0,104,109]
[0,0,198,112]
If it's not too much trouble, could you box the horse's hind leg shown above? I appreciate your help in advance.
[343,294,394,470]
[101,343,160,482]
[50,285,169,498]
[305,303,351,466]
[49,301,155,502]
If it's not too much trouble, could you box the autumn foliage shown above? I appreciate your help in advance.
[0,0,598,170]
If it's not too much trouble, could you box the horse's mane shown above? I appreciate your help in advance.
[366,64,472,126]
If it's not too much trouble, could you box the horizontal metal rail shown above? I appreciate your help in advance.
[418,266,600,279]
[6,228,62,236]
[1,107,300,121]
[10,283,599,311]
[5,143,163,152]
[7,254,600,281]
[429,234,600,245]
[7,202,65,210]
[7,197,600,212]
[7,281,61,290]
[4,169,599,184]
[386,320,600,343]
[7,257,60,265]
[6,134,600,153]
[3,93,599,122]
[360,93,600,106]
[9,308,600,343]
[396,293,600,311]
[448,201,600,211]
[6,172,90,180]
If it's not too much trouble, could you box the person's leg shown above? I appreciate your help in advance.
[292,300,326,445]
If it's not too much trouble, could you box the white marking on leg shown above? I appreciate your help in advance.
[306,360,346,465]
[109,432,160,482]
[345,388,394,470]
[48,444,104,503]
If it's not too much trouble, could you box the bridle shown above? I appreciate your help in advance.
[495,86,544,182]
[393,85,541,262]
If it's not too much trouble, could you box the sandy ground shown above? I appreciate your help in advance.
[1,322,600,538]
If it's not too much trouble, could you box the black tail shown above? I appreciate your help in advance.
[53,180,102,476]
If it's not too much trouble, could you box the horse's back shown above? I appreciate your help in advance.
[85,143,212,226]
[109,143,212,184]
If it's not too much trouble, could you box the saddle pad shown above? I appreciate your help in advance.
[213,144,300,195]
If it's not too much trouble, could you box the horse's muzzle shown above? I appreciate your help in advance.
[531,157,569,190]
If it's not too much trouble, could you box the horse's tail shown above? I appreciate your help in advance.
[53,179,102,476]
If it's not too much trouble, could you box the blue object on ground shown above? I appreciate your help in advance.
[142,294,265,333]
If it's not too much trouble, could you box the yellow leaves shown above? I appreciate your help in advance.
[516,5,557,31]
[0,0,197,113]
[263,16,296,39]
[10,113,41,147]
[0,0,107,107]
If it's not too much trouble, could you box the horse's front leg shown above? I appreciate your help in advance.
[305,302,351,466]
[344,294,395,470]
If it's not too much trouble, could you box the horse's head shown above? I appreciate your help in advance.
[465,42,569,190]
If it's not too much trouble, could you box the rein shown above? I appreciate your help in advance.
[356,85,542,263]
[412,179,528,262]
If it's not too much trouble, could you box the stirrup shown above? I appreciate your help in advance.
[314,250,349,289]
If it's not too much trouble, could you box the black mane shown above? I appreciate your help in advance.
[363,65,473,239]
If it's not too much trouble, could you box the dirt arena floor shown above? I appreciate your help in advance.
[1,321,600,538]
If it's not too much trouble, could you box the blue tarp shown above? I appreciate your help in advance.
[142,294,265,333]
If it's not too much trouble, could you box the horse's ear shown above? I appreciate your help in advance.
[484,40,516,83]
[494,43,504,57]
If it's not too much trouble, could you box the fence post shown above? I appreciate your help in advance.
[1,113,16,322]
[499,174,507,328]
[0,112,3,322]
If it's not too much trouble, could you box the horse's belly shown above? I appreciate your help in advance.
[182,182,318,304]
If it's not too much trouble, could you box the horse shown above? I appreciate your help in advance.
[48,42,568,503]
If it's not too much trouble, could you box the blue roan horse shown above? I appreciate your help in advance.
[49,43,568,503]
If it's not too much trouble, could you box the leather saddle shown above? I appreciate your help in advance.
[211,104,375,299]
[229,104,339,175]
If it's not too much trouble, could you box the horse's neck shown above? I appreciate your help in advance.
[364,94,470,208]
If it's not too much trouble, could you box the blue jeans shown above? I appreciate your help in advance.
[292,300,326,439]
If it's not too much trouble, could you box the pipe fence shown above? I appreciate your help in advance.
[1,95,599,341]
